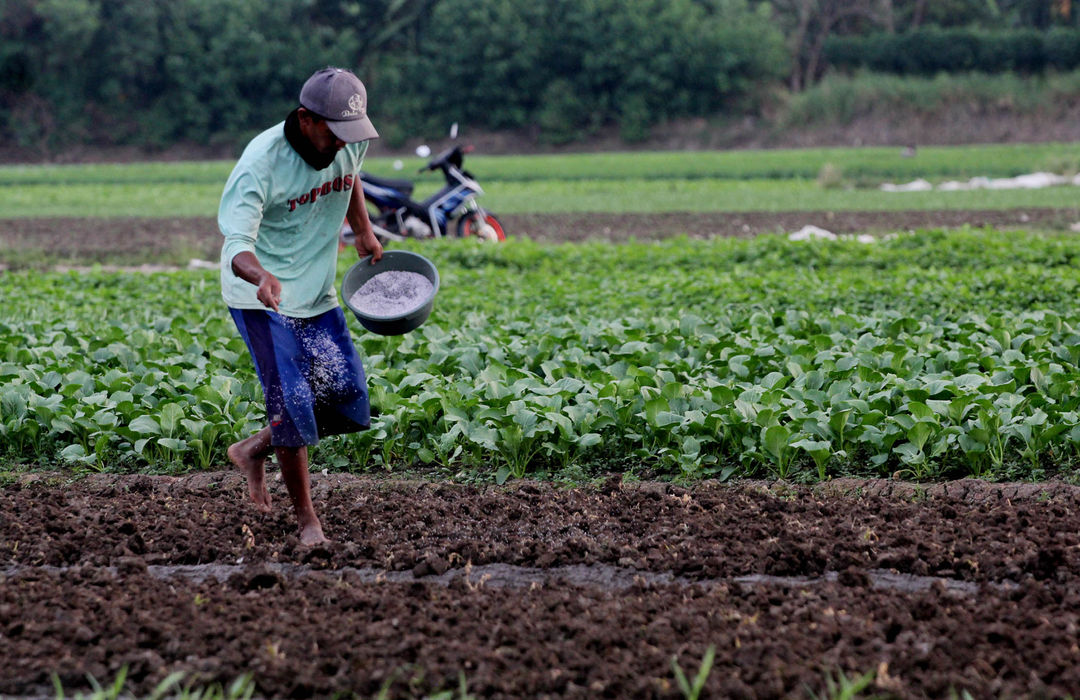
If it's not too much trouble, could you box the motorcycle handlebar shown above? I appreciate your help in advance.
[419,144,473,173]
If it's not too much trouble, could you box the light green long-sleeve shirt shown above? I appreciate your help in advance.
[218,121,368,318]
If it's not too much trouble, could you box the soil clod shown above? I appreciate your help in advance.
[4,471,1080,698]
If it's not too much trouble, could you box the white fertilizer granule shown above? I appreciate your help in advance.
[349,270,434,317]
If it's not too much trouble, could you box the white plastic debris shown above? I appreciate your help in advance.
[883,172,1079,192]
[788,225,837,241]
[880,179,933,192]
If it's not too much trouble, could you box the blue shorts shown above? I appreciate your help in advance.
[229,307,370,448]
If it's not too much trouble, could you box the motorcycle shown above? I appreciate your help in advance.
[352,142,507,244]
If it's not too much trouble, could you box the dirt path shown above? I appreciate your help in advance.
[2,209,1078,267]
[3,472,1080,698]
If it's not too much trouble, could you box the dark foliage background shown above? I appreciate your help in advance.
[0,0,1074,153]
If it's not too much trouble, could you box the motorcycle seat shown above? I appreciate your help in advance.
[359,171,415,196]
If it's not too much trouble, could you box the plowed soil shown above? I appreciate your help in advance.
[2,208,1078,267]
[3,471,1080,698]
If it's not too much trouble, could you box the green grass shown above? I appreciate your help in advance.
[4,142,1080,185]
[4,176,1080,218]
[51,668,255,700]
[0,160,234,186]
[482,177,1080,214]
[3,142,1080,218]
[45,658,882,700]
[0,182,223,218]
[384,142,1080,183]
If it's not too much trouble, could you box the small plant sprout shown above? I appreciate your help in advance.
[50,669,255,700]
[671,644,716,700]
[807,667,878,700]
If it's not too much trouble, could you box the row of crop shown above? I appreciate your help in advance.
[3,302,1080,481]
[345,307,1080,481]
[4,232,1080,481]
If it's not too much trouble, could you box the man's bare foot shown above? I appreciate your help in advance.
[299,520,329,546]
[227,440,272,513]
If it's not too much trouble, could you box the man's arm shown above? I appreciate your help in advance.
[231,252,281,312]
[220,165,279,310]
[346,181,383,264]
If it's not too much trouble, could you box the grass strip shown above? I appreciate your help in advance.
[4,178,1080,218]
[2,141,1079,186]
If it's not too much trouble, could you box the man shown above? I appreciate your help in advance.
[218,67,383,546]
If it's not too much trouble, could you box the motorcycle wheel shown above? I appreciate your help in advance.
[456,212,507,242]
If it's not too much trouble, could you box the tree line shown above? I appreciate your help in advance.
[826,26,1080,75]
[0,0,1075,153]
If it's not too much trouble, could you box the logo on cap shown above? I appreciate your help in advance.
[343,93,365,119]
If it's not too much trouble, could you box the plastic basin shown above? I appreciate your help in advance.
[341,250,439,335]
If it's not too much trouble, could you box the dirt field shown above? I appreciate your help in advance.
[3,471,1080,699]
[2,208,1079,267]
[5,211,1080,698]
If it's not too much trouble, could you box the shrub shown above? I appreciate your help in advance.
[826,28,1071,76]
[537,79,595,145]
[1046,28,1080,70]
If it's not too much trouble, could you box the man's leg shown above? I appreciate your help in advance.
[228,308,327,544]
[276,445,327,546]
[227,426,273,512]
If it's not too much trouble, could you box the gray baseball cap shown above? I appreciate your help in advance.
[299,67,379,142]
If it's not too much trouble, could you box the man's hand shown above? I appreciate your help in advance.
[231,251,282,312]
[256,271,282,312]
[355,230,383,264]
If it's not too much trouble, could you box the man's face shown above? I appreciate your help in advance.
[299,109,346,154]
